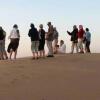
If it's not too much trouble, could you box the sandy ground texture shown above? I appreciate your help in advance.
[0,54,100,100]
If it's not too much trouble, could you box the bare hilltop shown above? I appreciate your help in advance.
[0,54,100,100]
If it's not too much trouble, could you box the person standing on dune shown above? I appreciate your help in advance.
[46,22,54,57]
[8,24,20,60]
[28,23,40,60]
[0,27,5,60]
[78,25,85,53]
[38,24,46,58]
[2,28,8,60]
[85,28,91,53]
[67,25,78,54]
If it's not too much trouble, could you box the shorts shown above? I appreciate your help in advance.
[7,38,19,53]
[31,41,39,52]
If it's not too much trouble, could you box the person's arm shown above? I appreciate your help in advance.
[67,31,72,35]
[28,30,31,37]
[3,30,6,40]
[17,30,20,38]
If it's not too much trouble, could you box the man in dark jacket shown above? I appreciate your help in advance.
[67,25,78,54]
[28,23,40,59]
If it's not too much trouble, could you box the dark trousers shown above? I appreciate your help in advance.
[86,41,91,53]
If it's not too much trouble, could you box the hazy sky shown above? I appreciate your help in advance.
[0,0,100,57]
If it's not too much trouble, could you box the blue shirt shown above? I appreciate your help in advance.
[85,31,91,42]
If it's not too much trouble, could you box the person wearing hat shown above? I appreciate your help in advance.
[46,22,54,57]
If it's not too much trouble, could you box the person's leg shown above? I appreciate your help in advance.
[3,51,8,60]
[35,41,39,59]
[52,40,55,53]
[38,51,41,58]
[35,52,39,59]
[49,41,53,56]
[46,41,50,56]
[86,41,88,53]
[71,42,74,54]
[32,52,35,59]
[75,43,78,53]
[83,41,87,53]
[2,40,8,60]
[0,52,3,60]
[86,41,91,53]
[78,39,84,53]
[88,42,91,53]
[53,39,58,54]
[31,41,35,59]
[14,50,17,60]
[55,39,58,54]
[43,50,45,58]
[0,52,4,60]
[0,41,4,60]
[80,39,83,52]
[9,49,13,60]
[47,41,54,57]
[78,39,81,52]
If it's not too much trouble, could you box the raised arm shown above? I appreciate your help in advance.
[67,31,72,35]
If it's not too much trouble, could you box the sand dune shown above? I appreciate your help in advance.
[0,54,100,100]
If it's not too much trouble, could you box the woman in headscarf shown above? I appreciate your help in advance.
[78,25,85,53]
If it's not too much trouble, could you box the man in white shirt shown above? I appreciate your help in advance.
[58,40,66,54]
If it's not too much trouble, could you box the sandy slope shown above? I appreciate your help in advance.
[0,54,100,100]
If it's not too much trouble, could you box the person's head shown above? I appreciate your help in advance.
[60,40,64,46]
[79,25,83,30]
[30,23,35,28]
[39,24,43,29]
[47,22,51,27]
[13,24,18,29]
[86,28,89,32]
[73,25,77,29]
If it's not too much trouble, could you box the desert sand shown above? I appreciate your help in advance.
[0,54,100,100]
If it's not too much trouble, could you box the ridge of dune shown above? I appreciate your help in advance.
[0,54,100,100]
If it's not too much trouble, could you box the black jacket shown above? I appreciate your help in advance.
[67,28,78,42]
[39,29,45,42]
[28,28,39,41]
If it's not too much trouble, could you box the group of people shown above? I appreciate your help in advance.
[0,24,20,60]
[0,22,91,60]
[67,25,91,54]
[28,22,66,59]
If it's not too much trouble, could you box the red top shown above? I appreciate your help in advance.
[78,29,85,39]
